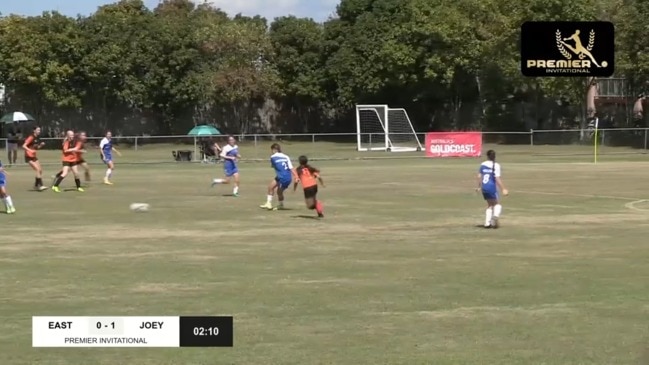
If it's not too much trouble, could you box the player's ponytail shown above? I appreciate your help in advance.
[487,149,496,175]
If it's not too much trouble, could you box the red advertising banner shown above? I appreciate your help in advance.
[425,132,482,157]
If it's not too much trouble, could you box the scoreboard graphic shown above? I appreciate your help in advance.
[32,316,233,347]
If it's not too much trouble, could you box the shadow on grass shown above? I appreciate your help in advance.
[475,224,497,229]
[293,215,320,220]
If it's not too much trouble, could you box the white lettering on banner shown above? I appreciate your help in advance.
[429,144,476,153]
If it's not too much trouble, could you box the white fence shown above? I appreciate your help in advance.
[1,129,648,164]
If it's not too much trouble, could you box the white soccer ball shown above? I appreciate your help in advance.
[129,203,150,212]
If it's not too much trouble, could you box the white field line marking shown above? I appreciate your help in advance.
[624,200,649,212]
[517,190,649,213]
[516,190,640,201]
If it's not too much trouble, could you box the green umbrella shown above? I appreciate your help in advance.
[188,125,221,162]
[1,111,35,124]
[188,125,221,136]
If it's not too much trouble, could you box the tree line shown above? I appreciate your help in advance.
[0,0,647,136]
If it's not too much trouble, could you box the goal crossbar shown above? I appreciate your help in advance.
[355,104,422,152]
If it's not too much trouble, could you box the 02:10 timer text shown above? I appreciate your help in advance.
[194,327,219,336]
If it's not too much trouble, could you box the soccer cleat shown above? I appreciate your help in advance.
[103,179,113,185]
[211,180,218,187]
[52,186,61,193]
[491,217,499,229]
[233,193,239,197]
[318,213,324,218]
[38,186,48,191]
[77,187,85,192]
[259,202,273,210]
[7,206,16,214]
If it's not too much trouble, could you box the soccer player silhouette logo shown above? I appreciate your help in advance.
[559,29,604,67]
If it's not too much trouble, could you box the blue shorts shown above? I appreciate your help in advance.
[275,177,291,191]
[0,176,6,187]
[482,191,498,200]
[102,156,112,164]
[224,166,238,177]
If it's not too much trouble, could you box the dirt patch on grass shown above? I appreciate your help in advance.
[129,283,210,294]
[277,277,356,285]
[180,254,220,261]
[0,258,22,263]
[371,303,576,319]
[534,204,576,209]
[0,244,41,252]
[495,251,577,259]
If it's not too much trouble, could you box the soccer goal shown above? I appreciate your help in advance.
[355,104,423,152]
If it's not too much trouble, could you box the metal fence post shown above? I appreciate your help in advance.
[645,128,648,150]
[312,133,315,145]
[369,133,372,150]
[134,137,138,151]
[530,129,534,147]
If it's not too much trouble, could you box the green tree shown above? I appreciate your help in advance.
[78,0,156,131]
[270,16,325,132]
[617,0,649,92]
[196,13,280,132]
[0,12,84,118]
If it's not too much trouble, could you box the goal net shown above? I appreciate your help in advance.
[356,104,422,152]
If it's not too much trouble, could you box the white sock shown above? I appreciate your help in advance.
[493,204,502,218]
[5,196,13,208]
[233,186,239,194]
[485,208,493,226]
[266,195,273,203]
[105,168,112,179]
[213,178,225,184]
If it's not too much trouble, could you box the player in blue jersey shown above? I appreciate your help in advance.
[260,143,297,210]
[100,131,121,185]
[0,160,16,214]
[211,136,241,196]
[476,150,508,228]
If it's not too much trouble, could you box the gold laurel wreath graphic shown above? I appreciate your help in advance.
[587,29,595,51]
[556,30,572,59]
[580,29,596,59]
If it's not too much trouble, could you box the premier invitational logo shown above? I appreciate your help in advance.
[521,21,614,77]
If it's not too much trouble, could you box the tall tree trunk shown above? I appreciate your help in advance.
[633,94,645,127]
[586,77,598,119]
[475,75,486,129]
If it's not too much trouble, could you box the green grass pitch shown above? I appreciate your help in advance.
[1,142,648,364]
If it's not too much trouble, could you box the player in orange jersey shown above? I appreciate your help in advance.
[53,131,90,184]
[21,126,48,191]
[75,131,91,182]
[51,130,84,193]
[293,155,324,218]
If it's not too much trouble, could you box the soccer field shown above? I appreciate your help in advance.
[1,144,649,364]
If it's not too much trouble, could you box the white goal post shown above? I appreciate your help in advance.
[355,104,423,152]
